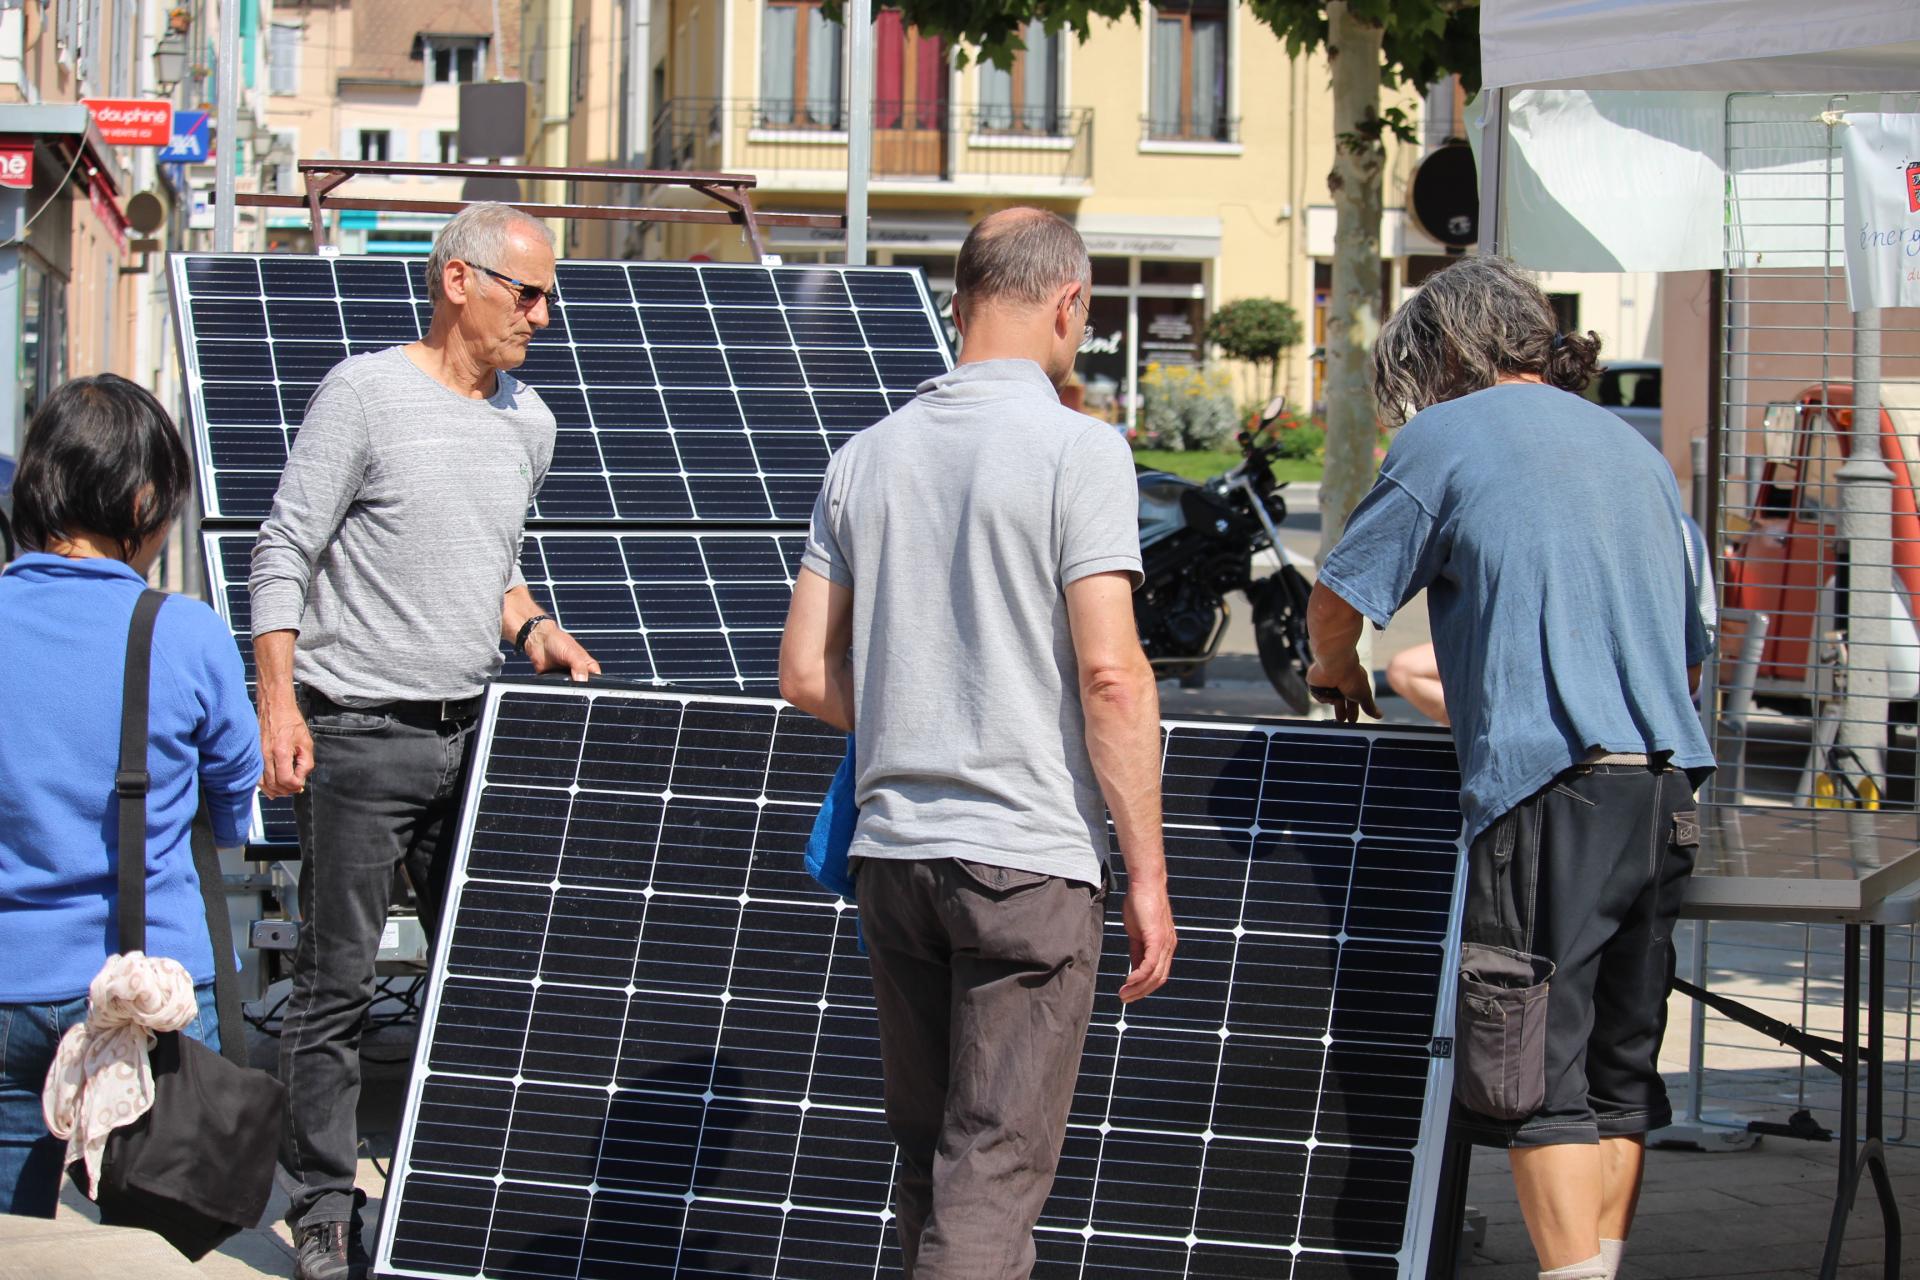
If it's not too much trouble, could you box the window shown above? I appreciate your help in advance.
[759,0,844,128]
[1148,0,1230,142]
[438,130,460,163]
[358,129,392,162]
[270,23,302,95]
[979,20,1060,134]
[109,0,134,96]
[426,36,488,85]
[1547,292,1580,336]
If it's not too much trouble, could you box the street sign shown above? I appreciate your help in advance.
[158,110,210,163]
[82,98,173,147]
[0,142,31,190]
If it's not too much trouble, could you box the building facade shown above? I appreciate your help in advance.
[258,0,525,255]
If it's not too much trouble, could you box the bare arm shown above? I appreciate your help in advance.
[1066,570,1174,1002]
[501,584,600,680]
[779,567,856,732]
[254,629,313,799]
[1305,581,1381,724]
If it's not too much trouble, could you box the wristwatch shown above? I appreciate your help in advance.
[515,614,553,653]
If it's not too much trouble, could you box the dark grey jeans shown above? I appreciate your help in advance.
[855,856,1105,1280]
[279,690,474,1229]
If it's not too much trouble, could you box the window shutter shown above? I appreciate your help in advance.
[339,126,357,161]
[419,129,438,165]
[388,130,407,179]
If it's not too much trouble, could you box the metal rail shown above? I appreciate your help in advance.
[233,160,847,260]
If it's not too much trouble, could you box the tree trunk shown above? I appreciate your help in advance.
[1317,1,1384,572]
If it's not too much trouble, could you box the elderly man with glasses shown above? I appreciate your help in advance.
[250,202,598,1280]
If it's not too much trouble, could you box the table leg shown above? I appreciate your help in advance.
[1860,925,1902,1279]
[1819,925,1862,1279]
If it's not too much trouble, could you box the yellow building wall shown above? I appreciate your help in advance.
[647,0,1428,411]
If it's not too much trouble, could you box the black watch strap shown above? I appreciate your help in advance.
[515,613,553,653]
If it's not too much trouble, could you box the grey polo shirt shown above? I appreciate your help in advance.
[802,358,1143,887]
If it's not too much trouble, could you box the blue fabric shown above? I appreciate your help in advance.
[806,734,859,901]
[0,982,217,1217]
[0,555,262,1003]
[1319,384,1714,846]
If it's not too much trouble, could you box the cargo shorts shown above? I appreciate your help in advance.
[1450,762,1700,1148]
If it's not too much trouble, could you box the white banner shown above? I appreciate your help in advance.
[1842,113,1920,312]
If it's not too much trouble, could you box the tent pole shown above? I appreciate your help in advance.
[1476,87,1506,256]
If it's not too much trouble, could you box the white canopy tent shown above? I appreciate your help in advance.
[1475,0,1920,270]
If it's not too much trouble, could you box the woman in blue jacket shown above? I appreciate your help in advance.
[0,375,262,1217]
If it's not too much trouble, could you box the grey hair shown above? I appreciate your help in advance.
[1371,256,1602,427]
[952,208,1092,320]
[425,202,555,307]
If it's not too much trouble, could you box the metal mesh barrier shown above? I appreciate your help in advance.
[1693,90,1920,1141]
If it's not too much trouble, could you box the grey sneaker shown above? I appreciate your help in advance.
[292,1219,369,1280]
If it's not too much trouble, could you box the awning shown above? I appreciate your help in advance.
[1481,0,1920,93]
[0,103,131,248]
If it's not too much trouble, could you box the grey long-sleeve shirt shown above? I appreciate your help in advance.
[249,346,555,706]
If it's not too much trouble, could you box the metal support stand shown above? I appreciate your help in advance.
[238,160,846,254]
[1672,926,1902,1279]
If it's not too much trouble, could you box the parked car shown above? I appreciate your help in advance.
[1584,359,1661,451]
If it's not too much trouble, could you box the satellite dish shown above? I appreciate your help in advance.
[125,189,167,235]
[1408,142,1478,249]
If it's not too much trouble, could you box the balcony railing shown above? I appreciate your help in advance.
[650,98,1094,188]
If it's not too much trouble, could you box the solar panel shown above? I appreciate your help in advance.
[203,529,808,845]
[377,682,1466,1280]
[169,255,950,523]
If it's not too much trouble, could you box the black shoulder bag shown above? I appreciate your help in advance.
[68,588,289,1260]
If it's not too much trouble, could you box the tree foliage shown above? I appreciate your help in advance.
[1205,298,1304,398]
[819,0,1480,90]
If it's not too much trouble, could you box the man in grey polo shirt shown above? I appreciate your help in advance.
[780,208,1176,1279]
[250,203,598,1280]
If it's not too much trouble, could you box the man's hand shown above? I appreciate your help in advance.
[526,624,601,681]
[1306,655,1381,724]
[258,695,315,799]
[1118,876,1177,1002]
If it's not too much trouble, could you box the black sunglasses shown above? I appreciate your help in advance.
[467,262,560,311]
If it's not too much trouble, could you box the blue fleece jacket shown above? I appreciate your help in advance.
[0,554,261,1002]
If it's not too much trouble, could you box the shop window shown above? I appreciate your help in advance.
[760,0,845,128]
[358,130,392,162]
[1091,257,1130,287]
[1139,260,1203,286]
[1148,0,1231,142]
[979,20,1062,135]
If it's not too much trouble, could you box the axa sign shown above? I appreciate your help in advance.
[82,98,173,147]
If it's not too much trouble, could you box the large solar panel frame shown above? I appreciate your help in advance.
[202,529,812,845]
[167,255,952,524]
[376,680,1467,1280]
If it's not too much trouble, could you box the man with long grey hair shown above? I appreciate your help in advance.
[252,202,598,1280]
[1306,256,1712,1280]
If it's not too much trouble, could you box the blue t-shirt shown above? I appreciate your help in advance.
[0,554,262,1002]
[1319,383,1714,845]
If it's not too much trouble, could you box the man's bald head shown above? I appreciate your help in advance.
[953,208,1091,324]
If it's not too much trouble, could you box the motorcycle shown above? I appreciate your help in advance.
[1135,396,1317,714]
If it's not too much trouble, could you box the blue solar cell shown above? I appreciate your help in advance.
[697,266,780,305]
[174,255,950,523]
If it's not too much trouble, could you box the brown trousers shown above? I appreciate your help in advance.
[855,856,1105,1280]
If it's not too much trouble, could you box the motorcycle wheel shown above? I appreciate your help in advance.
[1250,566,1315,716]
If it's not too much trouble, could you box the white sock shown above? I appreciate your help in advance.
[1540,1255,1609,1280]
[1600,1238,1625,1278]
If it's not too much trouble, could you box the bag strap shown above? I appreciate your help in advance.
[118,588,250,1068]
[116,589,167,955]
